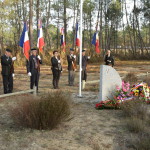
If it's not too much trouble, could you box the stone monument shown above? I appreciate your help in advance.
[99,65,122,101]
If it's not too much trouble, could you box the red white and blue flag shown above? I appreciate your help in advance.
[19,22,30,60]
[92,31,100,54]
[76,22,80,47]
[60,27,66,52]
[37,19,44,53]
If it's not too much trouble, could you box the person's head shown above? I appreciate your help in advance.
[5,49,12,57]
[107,50,111,55]
[82,50,86,56]
[70,48,74,54]
[53,50,58,57]
[31,48,38,56]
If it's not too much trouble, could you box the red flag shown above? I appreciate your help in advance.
[37,19,45,53]
[92,32,100,54]
[76,22,80,47]
[19,22,30,60]
[60,27,66,52]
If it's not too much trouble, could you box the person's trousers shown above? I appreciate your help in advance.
[68,70,75,85]
[30,70,40,91]
[52,69,61,89]
[82,69,87,81]
[2,74,13,94]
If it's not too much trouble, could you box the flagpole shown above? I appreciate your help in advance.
[79,0,83,97]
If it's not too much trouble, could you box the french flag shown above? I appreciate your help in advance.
[92,32,100,54]
[76,22,80,47]
[37,19,44,53]
[60,27,66,52]
[19,22,30,60]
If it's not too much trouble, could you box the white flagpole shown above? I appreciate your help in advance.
[79,0,83,97]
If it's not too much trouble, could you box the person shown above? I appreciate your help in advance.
[51,50,62,89]
[81,50,90,89]
[1,48,16,94]
[104,50,114,67]
[67,48,77,86]
[26,48,42,92]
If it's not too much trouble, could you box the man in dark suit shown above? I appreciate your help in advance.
[1,49,16,94]
[26,48,42,91]
[51,50,62,89]
[67,48,76,86]
[81,50,90,89]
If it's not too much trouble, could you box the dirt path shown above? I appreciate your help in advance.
[0,92,122,150]
[0,62,150,150]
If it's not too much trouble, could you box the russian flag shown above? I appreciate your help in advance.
[37,19,44,53]
[60,27,66,52]
[76,22,80,47]
[19,22,30,60]
[92,32,100,54]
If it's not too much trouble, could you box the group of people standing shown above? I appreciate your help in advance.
[1,47,96,94]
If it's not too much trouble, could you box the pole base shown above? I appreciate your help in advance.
[77,94,83,98]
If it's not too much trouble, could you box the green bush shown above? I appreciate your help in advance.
[11,91,71,130]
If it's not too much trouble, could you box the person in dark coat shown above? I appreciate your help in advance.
[104,50,114,67]
[51,51,62,89]
[1,49,16,94]
[67,48,77,86]
[81,50,90,89]
[26,48,42,91]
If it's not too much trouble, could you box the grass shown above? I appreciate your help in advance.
[84,83,99,92]
[120,98,150,149]
[11,91,71,130]
[123,72,138,84]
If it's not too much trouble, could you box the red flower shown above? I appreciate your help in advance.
[95,103,103,108]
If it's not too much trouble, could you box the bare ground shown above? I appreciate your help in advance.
[0,61,150,150]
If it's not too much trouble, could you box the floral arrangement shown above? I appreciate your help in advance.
[96,81,150,109]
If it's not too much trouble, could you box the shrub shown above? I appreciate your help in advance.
[121,99,148,120]
[126,117,146,133]
[135,133,150,150]
[11,91,71,130]
[123,72,138,84]
[143,76,150,86]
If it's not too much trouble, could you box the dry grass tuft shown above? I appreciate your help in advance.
[135,133,150,150]
[121,99,147,120]
[120,98,150,149]
[143,75,150,86]
[126,117,146,133]
[123,72,138,84]
[11,91,71,130]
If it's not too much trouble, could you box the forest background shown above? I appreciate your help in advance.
[0,0,150,62]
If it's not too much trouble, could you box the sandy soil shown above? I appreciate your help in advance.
[0,61,150,150]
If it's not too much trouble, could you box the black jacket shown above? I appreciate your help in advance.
[51,56,62,71]
[82,56,89,70]
[26,55,42,74]
[1,55,14,75]
[67,55,75,71]
[104,54,114,67]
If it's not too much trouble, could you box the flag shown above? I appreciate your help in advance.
[92,31,100,54]
[19,22,30,60]
[60,27,66,52]
[37,19,44,53]
[76,22,80,47]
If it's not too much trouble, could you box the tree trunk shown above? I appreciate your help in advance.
[63,0,67,44]
[36,0,40,39]
[29,0,33,48]
[125,0,134,55]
